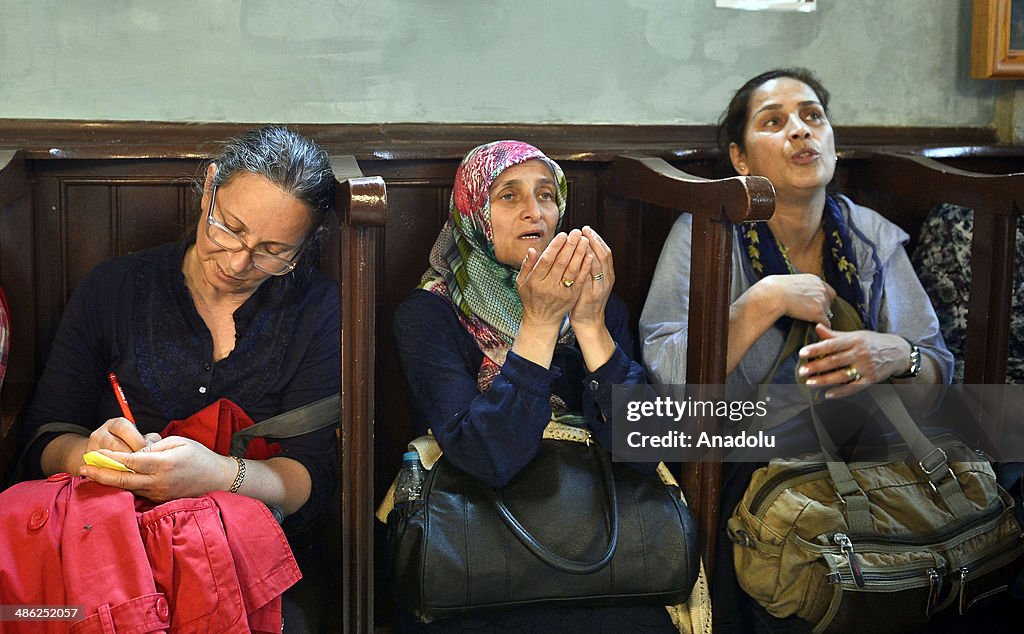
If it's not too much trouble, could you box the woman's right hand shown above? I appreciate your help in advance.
[726,274,836,375]
[511,229,589,369]
[42,418,159,476]
[756,274,837,327]
[85,417,154,455]
[517,229,589,328]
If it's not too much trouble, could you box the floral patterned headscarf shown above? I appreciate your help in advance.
[420,141,569,390]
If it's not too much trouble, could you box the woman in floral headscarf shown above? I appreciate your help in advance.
[392,141,686,632]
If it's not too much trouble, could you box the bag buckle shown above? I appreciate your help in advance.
[919,447,956,492]
[919,447,948,475]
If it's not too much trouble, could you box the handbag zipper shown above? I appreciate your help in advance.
[833,533,865,588]
[955,533,1024,614]
[826,527,1024,611]
[927,567,942,616]
[828,533,946,595]
[840,503,1012,550]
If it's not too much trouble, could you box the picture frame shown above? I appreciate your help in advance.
[971,0,1024,78]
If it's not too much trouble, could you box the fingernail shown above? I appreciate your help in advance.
[798,367,808,376]
[805,379,816,386]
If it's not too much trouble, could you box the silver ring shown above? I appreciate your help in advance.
[845,366,861,382]
[561,278,575,288]
[592,273,604,281]
[826,310,834,320]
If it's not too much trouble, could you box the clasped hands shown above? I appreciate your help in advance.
[516,226,614,332]
[762,274,910,399]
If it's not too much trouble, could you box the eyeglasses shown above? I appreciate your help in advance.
[205,184,304,276]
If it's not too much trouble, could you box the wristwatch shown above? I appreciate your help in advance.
[892,339,921,378]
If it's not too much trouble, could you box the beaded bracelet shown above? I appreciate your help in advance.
[228,455,246,494]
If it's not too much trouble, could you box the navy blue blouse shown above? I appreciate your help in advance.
[393,289,651,488]
[21,241,339,528]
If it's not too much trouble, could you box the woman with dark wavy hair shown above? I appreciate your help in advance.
[641,69,952,633]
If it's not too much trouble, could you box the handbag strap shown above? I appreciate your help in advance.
[771,304,975,529]
[476,440,619,575]
[229,393,340,457]
[807,384,975,531]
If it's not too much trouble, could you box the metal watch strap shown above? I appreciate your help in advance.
[892,338,921,378]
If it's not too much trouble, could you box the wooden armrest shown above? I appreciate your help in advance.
[865,151,1022,214]
[604,155,774,223]
[603,155,776,580]
[331,155,387,228]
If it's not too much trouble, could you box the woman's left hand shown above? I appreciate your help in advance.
[80,435,235,502]
[569,226,615,333]
[797,324,912,399]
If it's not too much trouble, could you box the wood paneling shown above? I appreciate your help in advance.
[26,160,198,375]
[0,123,1021,632]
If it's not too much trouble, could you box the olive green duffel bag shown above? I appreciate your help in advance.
[728,382,1024,633]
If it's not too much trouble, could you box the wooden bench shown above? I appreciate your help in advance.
[602,155,774,578]
[2,132,1021,632]
[331,156,387,632]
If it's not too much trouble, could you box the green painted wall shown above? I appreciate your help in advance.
[0,0,1009,126]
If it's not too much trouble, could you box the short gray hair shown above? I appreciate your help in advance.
[203,126,335,270]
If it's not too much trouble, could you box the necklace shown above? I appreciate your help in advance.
[776,224,826,277]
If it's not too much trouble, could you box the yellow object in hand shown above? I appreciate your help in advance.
[83,450,135,473]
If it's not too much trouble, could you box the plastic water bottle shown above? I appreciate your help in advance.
[394,451,425,504]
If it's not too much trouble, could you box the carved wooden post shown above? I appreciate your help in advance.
[331,155,386,634]
[603,155,774,578]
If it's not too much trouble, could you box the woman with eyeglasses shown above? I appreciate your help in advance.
[18,126,338,527]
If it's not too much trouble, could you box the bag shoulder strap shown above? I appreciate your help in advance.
[229,394,340,457]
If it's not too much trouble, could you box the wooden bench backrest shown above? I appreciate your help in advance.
[3,146,1019,631]
[839,152,1024,384]
[602,156,774,577]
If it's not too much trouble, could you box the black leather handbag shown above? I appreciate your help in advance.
[386,429,699,623]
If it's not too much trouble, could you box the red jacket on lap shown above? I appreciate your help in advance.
[0,475,300,633]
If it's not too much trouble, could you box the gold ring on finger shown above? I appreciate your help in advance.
[561,278,575,288]
[591,272,604,281]
[845,366,861,382]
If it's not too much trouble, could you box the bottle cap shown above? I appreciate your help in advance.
[402,451,419,462]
